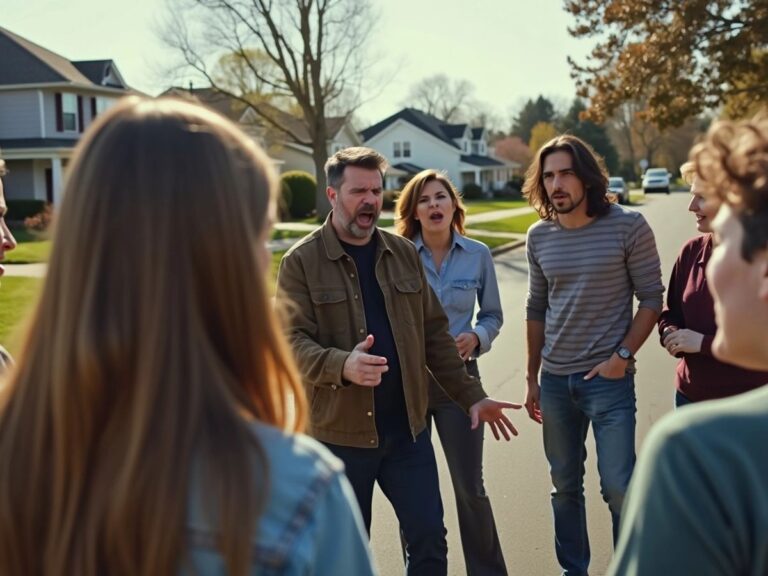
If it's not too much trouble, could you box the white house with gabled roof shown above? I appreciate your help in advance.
[360,108,519,191]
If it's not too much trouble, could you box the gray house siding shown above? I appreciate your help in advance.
[1,160,36,201]
[0,90,43,138]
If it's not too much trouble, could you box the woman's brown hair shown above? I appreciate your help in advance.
[395,169,466,239]
[0,97,307,576]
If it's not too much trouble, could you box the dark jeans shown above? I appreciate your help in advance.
[325,429,448,576]
[540,370,637,576]
[427,360,507,575]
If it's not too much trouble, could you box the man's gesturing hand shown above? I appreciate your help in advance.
[342,334,389,387]
[469,398,523,441]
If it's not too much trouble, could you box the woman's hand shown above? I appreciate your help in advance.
[662,329,704,355]
[455,332,480,361]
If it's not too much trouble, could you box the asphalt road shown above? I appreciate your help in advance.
[369,191,696,576]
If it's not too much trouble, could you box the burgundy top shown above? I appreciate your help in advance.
[658,234,768,401]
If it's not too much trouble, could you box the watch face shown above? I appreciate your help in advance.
[617,346,631,360]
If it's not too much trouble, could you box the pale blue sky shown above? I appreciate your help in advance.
[1,0,591,127]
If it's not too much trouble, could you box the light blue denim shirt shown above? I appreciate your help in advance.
[414,232,503,357]
[184,421,377,576]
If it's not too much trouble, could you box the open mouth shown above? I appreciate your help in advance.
[429,212,444,222]
[356,211,375,227]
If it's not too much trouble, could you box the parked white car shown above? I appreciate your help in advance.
[607,176,629,204]
[642,168,671,194]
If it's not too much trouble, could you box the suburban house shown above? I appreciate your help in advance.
[0,26,134,206]
[162,87,362,176]
[360,107,520,191]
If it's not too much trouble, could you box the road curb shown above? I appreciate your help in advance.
[490,239,526,256]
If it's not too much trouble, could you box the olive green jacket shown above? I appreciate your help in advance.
[276,214,487,448]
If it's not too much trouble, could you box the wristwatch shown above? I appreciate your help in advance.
[616,345,633,361]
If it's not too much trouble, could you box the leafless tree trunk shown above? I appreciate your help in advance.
[161,0,375,217]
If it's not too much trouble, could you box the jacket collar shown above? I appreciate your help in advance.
[320,211,395,260]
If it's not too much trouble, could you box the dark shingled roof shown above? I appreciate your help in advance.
[471,127,485,140]
[360,108,461,149]
[460,154,504,167]
[392,162,426,174]
[0,26,130,89]
[442,123,468,139]
[72,60,127,88]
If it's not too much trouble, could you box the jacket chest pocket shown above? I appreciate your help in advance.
[309,287,349,334]
[394,277,423,326]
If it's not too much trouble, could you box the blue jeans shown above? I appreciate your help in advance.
[539,370,637,576]
[325,430,448,576]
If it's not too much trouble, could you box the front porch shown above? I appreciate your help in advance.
[459,155,519,192]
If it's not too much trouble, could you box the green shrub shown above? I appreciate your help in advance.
[278,179,293,220]
[382,189,400,210]
[281,171,317,219]
[462,182,483,200]
[5,199,47,221]
[494,177,524,199]
[24,203,53,232]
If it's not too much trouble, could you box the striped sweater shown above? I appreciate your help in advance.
[525,204,663,375]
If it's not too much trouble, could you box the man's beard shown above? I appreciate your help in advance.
[345,204,379,238]
[552,191,585,214]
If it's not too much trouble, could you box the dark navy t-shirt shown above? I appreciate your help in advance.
[340,237,410,438]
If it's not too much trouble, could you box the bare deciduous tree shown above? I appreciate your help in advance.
[402,74,475,123]
[162,0,376,215]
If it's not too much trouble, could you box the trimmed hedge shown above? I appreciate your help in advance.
[5,199,47,221]
[278,179,293,220]
[462,182,483,200]
[281,171,317,219]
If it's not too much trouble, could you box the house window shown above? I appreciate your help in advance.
[393,142,402,158]
[403,141,411,158]
[463,141,468,152]
[480,143,486,155]
[471,142,478,154]
[61,93,78,131]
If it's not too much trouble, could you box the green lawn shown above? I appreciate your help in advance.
[271,229,309,240]
[463,199,529,215]
[467,212,541,234]
[466,234,522,249]
[0,276,43,354]
[5,226,51,264]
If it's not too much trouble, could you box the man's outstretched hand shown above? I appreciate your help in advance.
[342,334,389,387]
[469,398,523,441]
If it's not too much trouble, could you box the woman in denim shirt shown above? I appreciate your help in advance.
[0,97,375,576]
[396,170,507,575]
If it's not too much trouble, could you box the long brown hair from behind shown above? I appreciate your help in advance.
[0,97,307,576]
[395,169,466,239]
[523,134,611,221]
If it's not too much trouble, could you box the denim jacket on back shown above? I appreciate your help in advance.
[183,421,376,575]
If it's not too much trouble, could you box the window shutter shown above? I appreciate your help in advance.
[91,97,97,119]
[55,93,63,132]
[77,96,84,132]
